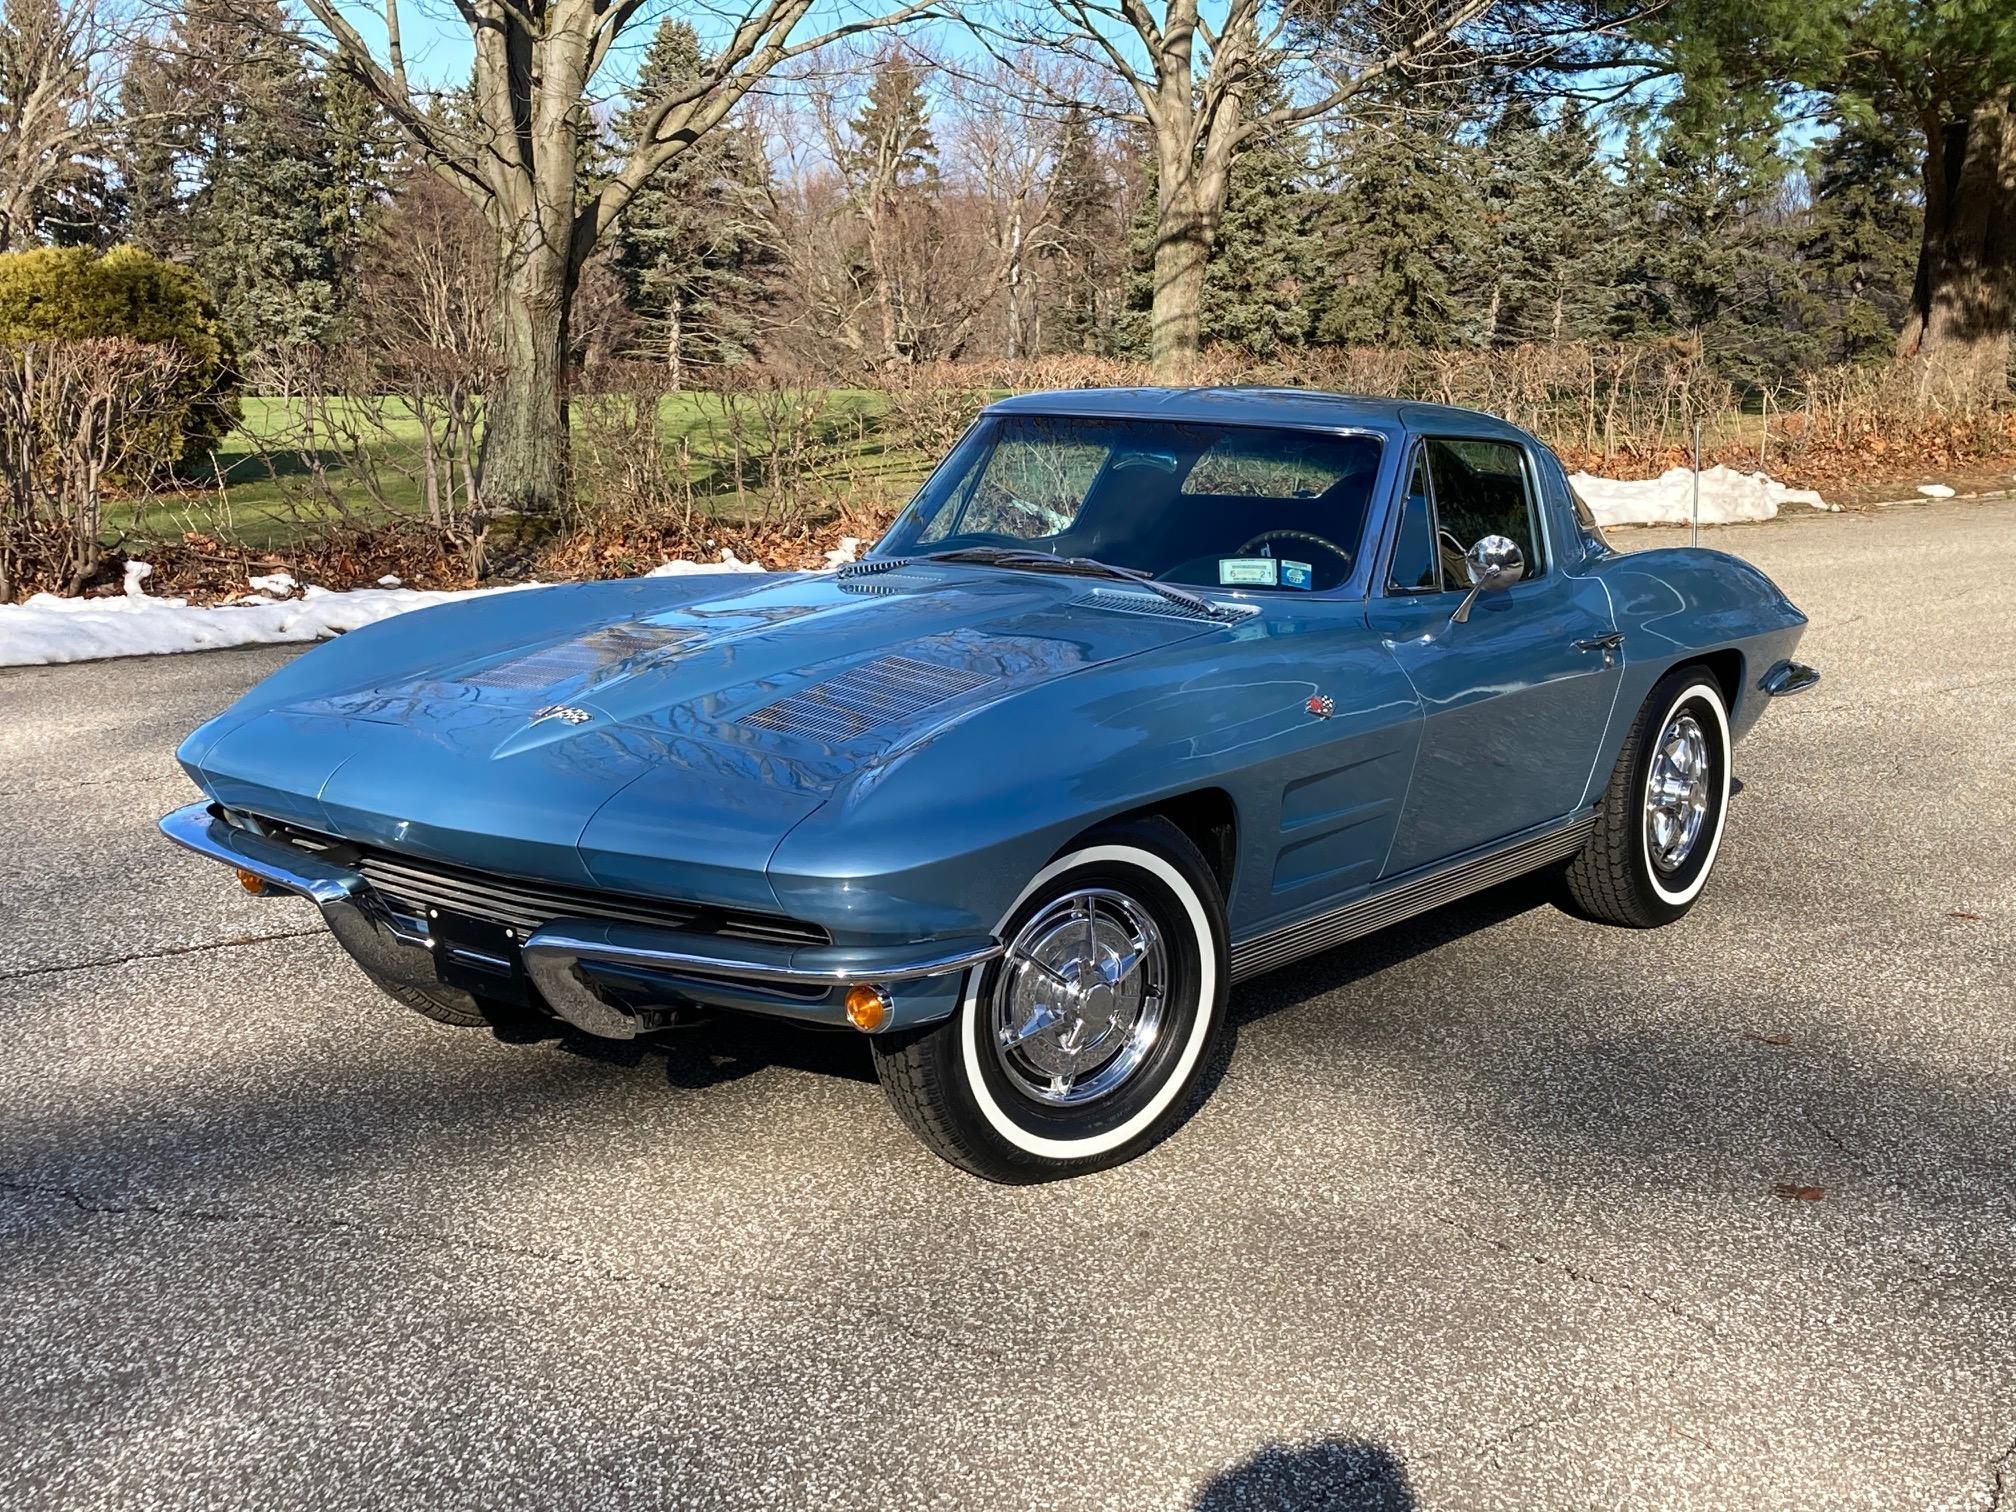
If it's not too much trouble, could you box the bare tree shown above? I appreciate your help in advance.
[0,337,193,596]
[1000,0,1601,380]
[271,0,937,517]
[0,0,115,249]
[945,54,1070,357]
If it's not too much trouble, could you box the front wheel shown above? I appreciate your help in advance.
[1565,666,1733,927]
[871,817,1229,1182]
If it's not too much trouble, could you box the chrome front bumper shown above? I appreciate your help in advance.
[159,803,999,1036]
[1760,659,1821,697]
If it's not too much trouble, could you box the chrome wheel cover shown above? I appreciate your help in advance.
[990,889,1168,1107]
[1645,710,1713,873]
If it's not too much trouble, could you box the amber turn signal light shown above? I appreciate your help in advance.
[844,983,893,1033]
[234,867,270,895]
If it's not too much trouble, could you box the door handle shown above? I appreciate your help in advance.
[1573,632,1624,654]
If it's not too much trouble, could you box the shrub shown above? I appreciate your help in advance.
[0,338,198,597]
[0,244,240,467]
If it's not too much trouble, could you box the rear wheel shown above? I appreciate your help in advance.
[1565,666,1732,927]
[871,816,1229,1182]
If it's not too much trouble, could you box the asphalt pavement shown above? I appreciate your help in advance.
[2,498,2014,1511]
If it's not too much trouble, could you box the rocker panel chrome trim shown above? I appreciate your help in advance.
[1230,812,1597,981]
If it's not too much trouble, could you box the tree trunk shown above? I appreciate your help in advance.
[1897,91,2016,403]
[482,239,572,517]
[1151,184,1211,384]
[666,292,684,394]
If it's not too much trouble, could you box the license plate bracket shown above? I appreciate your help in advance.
[430,910,534,1005]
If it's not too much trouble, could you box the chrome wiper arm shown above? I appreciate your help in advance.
[1047,555,1234,620]
[842,547,1240,621]
[834,546,1020,577]
[937,548,1241,620]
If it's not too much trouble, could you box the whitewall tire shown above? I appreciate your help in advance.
[1566,666,1733,928]
[871,816,1229,1182]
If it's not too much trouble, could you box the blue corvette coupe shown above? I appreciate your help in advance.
[162,388,1817,1180]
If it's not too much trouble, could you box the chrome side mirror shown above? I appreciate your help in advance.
[1451,535,1524,624]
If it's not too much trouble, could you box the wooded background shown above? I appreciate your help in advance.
[1,0,2011,598]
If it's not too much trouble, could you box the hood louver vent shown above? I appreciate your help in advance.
[834,568,952,597]
[464,624,699,691]
[743,654,995,743]
[1084,587,1257,623]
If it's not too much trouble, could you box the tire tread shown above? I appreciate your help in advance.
[1565,665,1724,928]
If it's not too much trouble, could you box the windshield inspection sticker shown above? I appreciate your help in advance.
[1218,558,1280,587]
[1280,560,1314,590]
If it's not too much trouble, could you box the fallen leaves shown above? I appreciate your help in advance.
[1772,1184,1827,1202]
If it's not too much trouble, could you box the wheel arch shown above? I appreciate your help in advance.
[1057,787,1239,900]
[1679,647,1745,723]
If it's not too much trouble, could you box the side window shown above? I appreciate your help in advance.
[1424,438,1546,578]
[1387,451,1441,593]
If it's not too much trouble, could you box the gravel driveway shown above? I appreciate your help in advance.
[3,499,2013,1511]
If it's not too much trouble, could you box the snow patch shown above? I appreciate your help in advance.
[823,536,862,568]
[1916,482,1956,499]
[645,548,764,578]
[1569,465,1837,527]
[247,571,298,596]
[377,574,403,587]
[0,550,769,668]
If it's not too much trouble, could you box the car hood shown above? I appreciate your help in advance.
[186,567,1228,905]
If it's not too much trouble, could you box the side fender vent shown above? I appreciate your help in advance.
[743,654,995,743]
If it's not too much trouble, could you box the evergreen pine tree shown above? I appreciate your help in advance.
[120,0,341,362]
[1200,92,1318,358]
[611,19,777,383]
[1800,109,1919,364]
[1622,84,1821,384]
[116,41,189,260]
[1313,119,1480,348]
[317,63,396,336]
[1042,104,1118,355]
[840,51,939,363]
[1464,102,1628,347]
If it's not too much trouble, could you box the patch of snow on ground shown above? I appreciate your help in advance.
[645,549,764,578]
[1917,483,1956,499]
[0,549,767,668]
[377,574,403,587]
[247,571,298,596]
[1569,465,1837,527]
[823,536,862,568]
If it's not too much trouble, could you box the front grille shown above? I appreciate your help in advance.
[257,819,827,947]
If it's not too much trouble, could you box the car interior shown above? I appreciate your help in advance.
[916,421,1386,592]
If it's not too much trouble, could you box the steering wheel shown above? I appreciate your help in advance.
[1235,529,1353,571]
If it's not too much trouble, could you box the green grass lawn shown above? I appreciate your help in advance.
[114,387,930,551]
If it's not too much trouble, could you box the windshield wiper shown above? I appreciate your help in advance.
[917,547,1241,621]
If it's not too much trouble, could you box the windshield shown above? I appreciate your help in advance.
[873,414,1384,593]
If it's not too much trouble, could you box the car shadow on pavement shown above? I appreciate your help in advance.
[541,1011,877,1090]
[1228,872,1563,1033]
[522,872,1564,1114]
[1192,1437,1413,1510]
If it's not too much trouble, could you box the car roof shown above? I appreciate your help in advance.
[983,386,1540,444]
